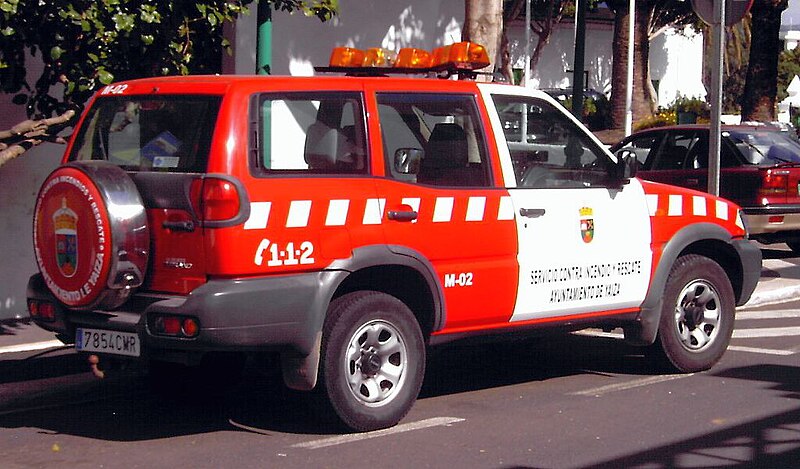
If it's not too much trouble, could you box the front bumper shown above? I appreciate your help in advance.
[27,270,345,359]
[732,238,762,306]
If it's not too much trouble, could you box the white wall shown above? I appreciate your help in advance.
[505,21,614,94]
[231,0,464,76]
[0,76,63,321]
[652,27,706,107]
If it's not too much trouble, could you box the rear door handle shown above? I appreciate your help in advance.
[162,220,196,232]
[387,210,418,222]
[519,208,546,218]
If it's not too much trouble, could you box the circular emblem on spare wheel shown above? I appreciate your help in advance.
[33,162,149,309]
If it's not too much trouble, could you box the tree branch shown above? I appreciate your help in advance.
[0,110,75,169]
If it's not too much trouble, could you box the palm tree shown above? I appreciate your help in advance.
[741,0,789,121]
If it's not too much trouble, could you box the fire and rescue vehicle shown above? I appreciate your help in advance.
[27,42,761,432]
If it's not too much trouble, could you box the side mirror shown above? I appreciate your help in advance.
[614,149,638,184]
[394,148,423,175]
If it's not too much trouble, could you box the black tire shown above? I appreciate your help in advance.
[649,254,735,373]
[321,291,425,432]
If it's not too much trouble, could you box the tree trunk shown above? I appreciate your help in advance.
[741,0,788,121]
[609,1,657,129]
[464,0,503,80]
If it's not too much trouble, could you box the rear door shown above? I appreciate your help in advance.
[482,86,652,321]
[368,88,519,331]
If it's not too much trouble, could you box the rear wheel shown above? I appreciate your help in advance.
[321,291,425,432]
[649,255,735,372]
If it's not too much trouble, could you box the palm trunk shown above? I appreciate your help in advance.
[741,0,788,121]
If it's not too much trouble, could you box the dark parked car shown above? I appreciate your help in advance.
[612,124,800,252]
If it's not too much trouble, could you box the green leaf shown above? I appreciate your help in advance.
[97,68,113,85]
[50,46,64,60]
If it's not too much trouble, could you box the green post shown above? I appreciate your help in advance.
[571,0,587,121]
[257,1,272,75]
[256,1,272,167]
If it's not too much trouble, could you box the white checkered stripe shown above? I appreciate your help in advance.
[645,193,744,229]
[243,196,516,229]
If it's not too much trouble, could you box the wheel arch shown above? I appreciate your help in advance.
[628,223,751,345]
[327,245,444,340]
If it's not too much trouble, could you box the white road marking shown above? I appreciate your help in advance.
[736,309,800,320]
[732,327,800,338]
[571,374,695,397]
[291,417,465,449]
[727,346,795,356]
[0,340,65,355]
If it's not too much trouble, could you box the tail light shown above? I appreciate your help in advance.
[760,169,789,196]
[190,177,241,222]
[28,300,56,321]
[150,314,200,338]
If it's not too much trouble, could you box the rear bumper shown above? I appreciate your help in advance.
[742,204,800,235]
[27,270,344,359]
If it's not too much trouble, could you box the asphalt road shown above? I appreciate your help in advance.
[0,248,798,468]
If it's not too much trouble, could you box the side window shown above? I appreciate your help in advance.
[616,133,663,168]
[254,92,367,174]
[491,94,613,188]
[684,132,740,169]
[377,93,490,187]
[650,131,697,170]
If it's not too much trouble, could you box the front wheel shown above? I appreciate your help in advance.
[649,255,735,373]
[321,291,425,432]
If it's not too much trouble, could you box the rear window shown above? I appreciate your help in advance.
[69,95,221,172]
[726,129,800,165]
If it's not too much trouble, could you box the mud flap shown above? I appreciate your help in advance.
[281,331,322,391]
[624,297,662,346]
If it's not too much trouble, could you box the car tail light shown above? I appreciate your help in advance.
[760,169,790,195]
[28,300,56,321]
[151,314,200,338]
[190,177,241,222]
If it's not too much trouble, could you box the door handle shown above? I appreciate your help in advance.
[387,210,418,222]
[687,178,699,185]
[519,208,546,218]
[162,220,196,232]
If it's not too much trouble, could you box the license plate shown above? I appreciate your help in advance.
[75,328,140,357]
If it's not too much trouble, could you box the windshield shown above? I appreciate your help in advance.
[69,95,221,172]
[726,129,800,165]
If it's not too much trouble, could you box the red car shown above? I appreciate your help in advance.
[612,124,800,252]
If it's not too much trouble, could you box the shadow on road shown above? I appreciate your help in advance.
[585,364,800,468]
[0,335,798,469]
[0,333,661,441]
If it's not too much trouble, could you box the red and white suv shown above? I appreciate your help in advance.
[27,43,761,432]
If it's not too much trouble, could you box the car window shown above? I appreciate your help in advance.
[648,131,698,170]
[491,94,614,188]
[615,132,663,167]
[684,132,740,169]
[70,96,220,172]
[727,129,800,165]
[377,93,490,187]
[253,92,367,174]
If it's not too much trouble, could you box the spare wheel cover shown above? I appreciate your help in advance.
[33,161,149,309]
